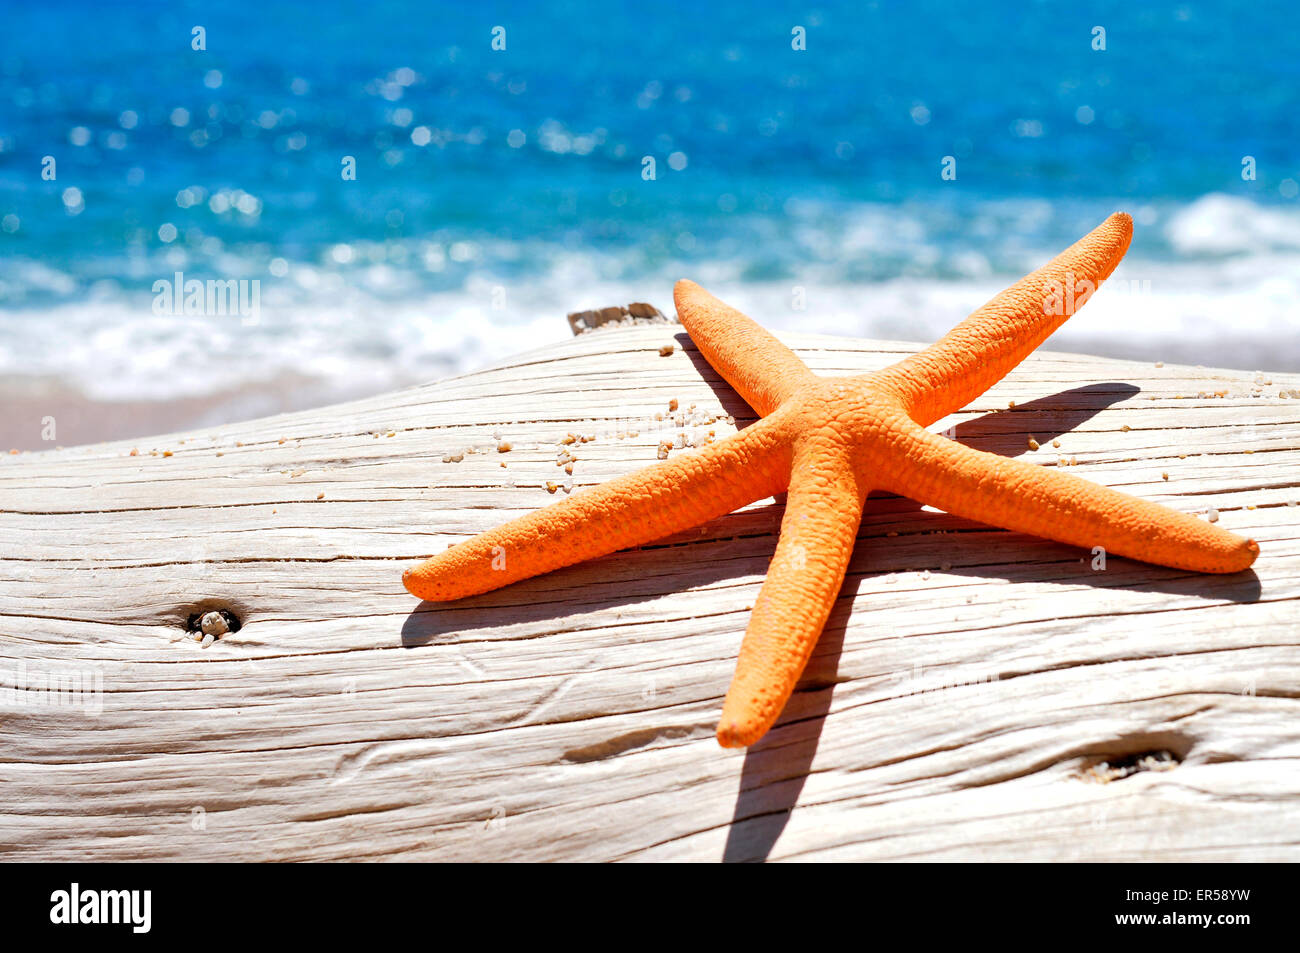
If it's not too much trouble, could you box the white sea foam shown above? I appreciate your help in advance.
[1165,193,1300,256]
[3,195,1298,405]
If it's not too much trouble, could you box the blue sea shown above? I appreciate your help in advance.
[1,0,1298,414]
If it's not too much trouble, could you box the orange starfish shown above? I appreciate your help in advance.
[403,212,1258,748]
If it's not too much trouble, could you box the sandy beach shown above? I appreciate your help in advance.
[0,374,398,451]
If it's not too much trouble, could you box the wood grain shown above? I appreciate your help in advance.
[2,325,1298,861]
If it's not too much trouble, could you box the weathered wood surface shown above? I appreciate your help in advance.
[2,324,1298,862]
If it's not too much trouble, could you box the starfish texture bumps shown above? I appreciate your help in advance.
[403,212,1259,748]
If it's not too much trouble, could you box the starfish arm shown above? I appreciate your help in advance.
[717,438,868,747]
[674,279,816,416]
[877,212,1134,426]
[877,421,1258,574]
[402,415,794,602]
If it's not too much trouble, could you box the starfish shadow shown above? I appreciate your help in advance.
[946,381,1139,449]
[674,331,765,425]
[719,586,854,863]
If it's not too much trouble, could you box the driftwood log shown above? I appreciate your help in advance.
[2,322,1298,861]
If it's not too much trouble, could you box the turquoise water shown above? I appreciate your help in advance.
[1,0,1298,401]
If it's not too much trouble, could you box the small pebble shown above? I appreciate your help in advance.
[497,441,512,453]
[1207,508,1219,523]
[199,611,229,637]
[1027,437,1040,450]
[659,344,675,357]
[1052,439,1060,448]
[668,398,679,412]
